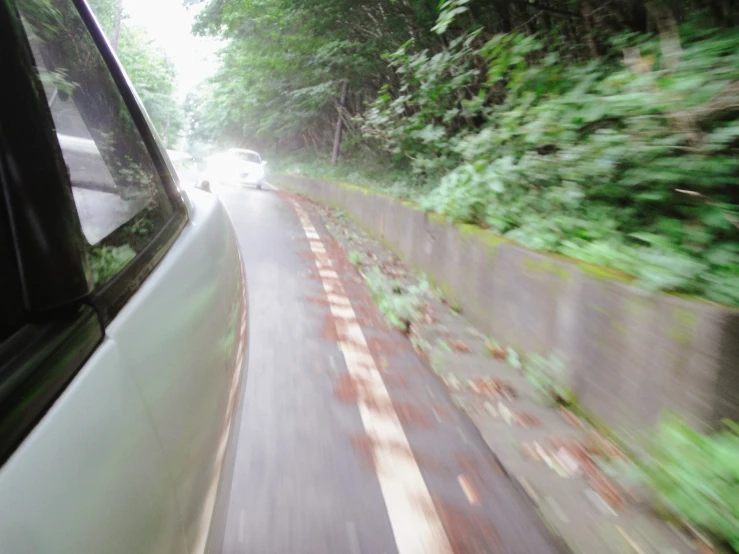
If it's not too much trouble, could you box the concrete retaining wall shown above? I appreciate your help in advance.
[274,174,739,430]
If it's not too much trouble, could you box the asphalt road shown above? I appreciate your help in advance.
[215,183,564,554]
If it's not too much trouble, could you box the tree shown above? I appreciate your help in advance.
[187,0,739,305]
[117,25,183,146]
[189,0,739,155]
[88,0,183,146]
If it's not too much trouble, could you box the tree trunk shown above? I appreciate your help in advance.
[541,0,552,34]
[581,0,600,57]
[331,80,348,165]
[495,0,512,32]
[111,0,123,53]
[630,0,648,32]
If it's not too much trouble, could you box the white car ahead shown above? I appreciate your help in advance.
[205,148,267,189]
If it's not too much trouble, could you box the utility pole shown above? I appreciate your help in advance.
[331,79,348,165]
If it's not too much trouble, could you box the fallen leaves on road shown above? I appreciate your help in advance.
[449,339,470,352]
[431,498,502,554]
[521,436,629,511]
[559,407,586,429]
[467,376,516,400]
[485,341,507,360]
[443,373,463,391]
[516,412,543,428]
[423,304,436,324]
[486,400,541,428]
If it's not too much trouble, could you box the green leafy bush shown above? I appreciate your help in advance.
[640,416,739,551]
[363,268,427,332]
[522,353,576,406]
[362,24,739,305]
[348,251,362,266]
[273,154,421,198]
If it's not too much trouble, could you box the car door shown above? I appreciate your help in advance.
[0,1,247,552]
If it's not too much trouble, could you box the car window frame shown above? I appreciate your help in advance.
[0,0,188,465]
[0,0,104,466]
[62,0,189,324]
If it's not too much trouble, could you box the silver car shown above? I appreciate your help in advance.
[205,148,267,189]
[0,1,247,553]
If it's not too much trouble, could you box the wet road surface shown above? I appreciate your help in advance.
[216,183,564,554]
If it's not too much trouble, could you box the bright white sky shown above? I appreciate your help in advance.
[122,0,221,100]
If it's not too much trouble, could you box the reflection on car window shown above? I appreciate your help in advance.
[18,0,173,286]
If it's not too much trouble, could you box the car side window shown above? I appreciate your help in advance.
[18,0,173,287]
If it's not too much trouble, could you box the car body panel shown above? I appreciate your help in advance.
[1,1,247,551]
[0,188,247,553]
[0,339,188,554]
[104,187,248,552]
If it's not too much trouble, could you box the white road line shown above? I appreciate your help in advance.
[290,200,453,554]
[457,474,481,506]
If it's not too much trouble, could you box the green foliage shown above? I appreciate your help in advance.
[505,347,521,370]
[117,26,183,146]
[274,154,424,199]
[188,0,445,151]
[522,353,576,405]
[429,339,452,374]
[639,416,739,551]
[362,22,739,305]
[191,0,739,304]
[348,251,362,265]
[89,245,135,285]
[87,0,183,146]
[362,31,486,174]
[410,333,431,357]
[433,0,471,35]
[363,268,428,332]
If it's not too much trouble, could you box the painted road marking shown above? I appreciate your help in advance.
[458,474,481,506]
[290,200,453,554]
